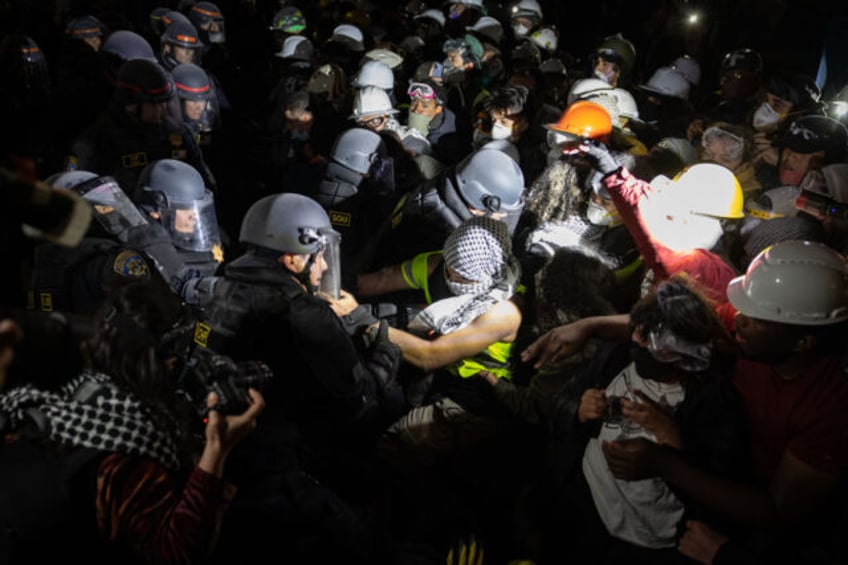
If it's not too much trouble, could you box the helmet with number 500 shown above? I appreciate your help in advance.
[727,240,848,325]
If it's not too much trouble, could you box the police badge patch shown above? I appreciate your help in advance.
[113,249,151,279]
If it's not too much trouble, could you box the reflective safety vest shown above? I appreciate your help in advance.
[400,250,521,381]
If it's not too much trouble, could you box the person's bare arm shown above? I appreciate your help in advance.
[387,299,521,371]
[520,314,631,369]
[357,265,407,298]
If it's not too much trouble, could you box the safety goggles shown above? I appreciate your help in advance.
[408,81,437,100]
[646,326,712,372]
[702,126,744,147]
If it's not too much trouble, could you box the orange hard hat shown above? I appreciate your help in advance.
[544,100,612,142]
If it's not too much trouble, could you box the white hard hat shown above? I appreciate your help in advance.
[511,0,542,20]
[727,240,848,325]
[567,77,613,105]
[639,66,690,100]
[331,24,364,51]
[349,86,398,120]
[584,88,640,128]
[413,8,446,28]
[671,55,701,86]
[529,27,558,52]
[275,35,314,61]
[364,48,404,70]
[466,16,503,44]
[352,60,394,90]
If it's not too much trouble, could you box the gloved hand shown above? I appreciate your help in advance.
[339,304,379,336]
[569,139,620,176]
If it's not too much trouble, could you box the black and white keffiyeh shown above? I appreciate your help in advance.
[0,371,180,470]
[409,216,521,335]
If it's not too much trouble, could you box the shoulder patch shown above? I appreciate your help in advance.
[121,152,148,169]
[194,322,211,348]
[113,249,151,279]
[329,210,352,228]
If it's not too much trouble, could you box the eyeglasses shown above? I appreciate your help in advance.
[646,326,712,372]
[408,81,437,100]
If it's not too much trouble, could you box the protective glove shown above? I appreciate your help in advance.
[578,139,621,176]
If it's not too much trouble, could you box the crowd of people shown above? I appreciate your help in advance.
[1,0,847,564]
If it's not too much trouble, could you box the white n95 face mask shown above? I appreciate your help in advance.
[752,102,781,132]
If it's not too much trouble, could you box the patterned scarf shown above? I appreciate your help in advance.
[0,371,180,470]
[409,216,521,335]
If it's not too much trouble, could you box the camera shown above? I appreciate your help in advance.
[174,346,273,416]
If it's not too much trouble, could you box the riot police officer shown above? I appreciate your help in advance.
[193,193,404,496]
[66,58,215,197]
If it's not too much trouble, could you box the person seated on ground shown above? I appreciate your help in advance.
[521,276,749,564]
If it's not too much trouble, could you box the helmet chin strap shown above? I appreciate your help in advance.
[294,252,319,294]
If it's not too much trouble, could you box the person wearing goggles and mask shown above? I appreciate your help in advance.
[519,276,749,564]
[406,79,468,165]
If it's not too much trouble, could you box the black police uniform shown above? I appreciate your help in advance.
[67,107,215,200]
[194,251,403,481]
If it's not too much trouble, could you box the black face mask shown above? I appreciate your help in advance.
[629,343,678,382]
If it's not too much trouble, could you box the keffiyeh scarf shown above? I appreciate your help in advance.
[0,371,180,470]
[409,216,521,335]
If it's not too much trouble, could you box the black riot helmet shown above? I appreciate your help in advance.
[101,30,157,84]
[0,34,51,94]
[137,159,221,252]
[160,19,204,70]
[189,1,226,45]
[172,62,219,134]
[113,58,176,107]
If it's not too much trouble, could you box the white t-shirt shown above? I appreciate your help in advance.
[582,362,686,548]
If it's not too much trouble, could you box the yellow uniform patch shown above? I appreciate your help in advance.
[121,152,148,169]
[212,243,224,263]
[194,322,212,347]
[112,249,151,279]
[329,210,351,228]
[39,293,54,312]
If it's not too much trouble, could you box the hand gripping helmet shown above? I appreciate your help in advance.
[160,20,204,69]
[137,159,221,251]
[545,100,613,143]
[351,59,394,90]
[189,2,226,44]
[727,240,848,325]
[454,148,525,215]
[240,193,334,255]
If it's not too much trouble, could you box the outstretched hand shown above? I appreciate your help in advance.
[563,139,620,175]
[520,320,590,369]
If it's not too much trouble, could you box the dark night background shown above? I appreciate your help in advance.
[4,0,848,94]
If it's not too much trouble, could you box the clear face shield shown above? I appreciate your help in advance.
[316,228,342,299]
[74,176,148,240]
[179,89,219,143]
[162,189,222,252]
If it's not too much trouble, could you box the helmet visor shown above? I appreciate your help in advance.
[317,228,342,299]
[162,190,222,251]
[75,176,148,240]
